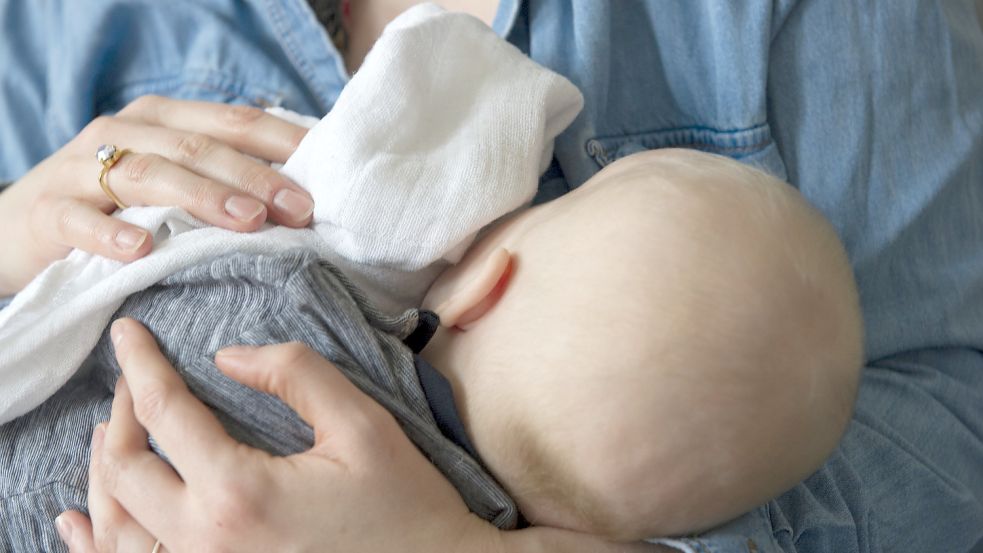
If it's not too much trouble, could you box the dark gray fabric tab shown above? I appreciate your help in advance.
[404,309,440,353]
[415,354,480,459]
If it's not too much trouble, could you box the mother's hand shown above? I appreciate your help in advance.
[56,318,500,553]
[0,96,314,295]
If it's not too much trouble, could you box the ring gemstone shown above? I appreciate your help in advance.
[96,144,117,164]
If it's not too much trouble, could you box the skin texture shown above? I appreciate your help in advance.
[0,95,314,295]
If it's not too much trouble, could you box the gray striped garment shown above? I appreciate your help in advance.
[0,250,517,551]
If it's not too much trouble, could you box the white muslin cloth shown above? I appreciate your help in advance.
[0,3,583,424]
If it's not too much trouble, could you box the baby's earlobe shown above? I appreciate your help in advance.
[428,248,513,329]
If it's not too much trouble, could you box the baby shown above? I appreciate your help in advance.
[77,146,859,543]
[0,4,862,549]
[416,147,864,539]
[0,149,862,549]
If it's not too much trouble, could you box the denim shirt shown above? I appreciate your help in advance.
[2,1,983,551]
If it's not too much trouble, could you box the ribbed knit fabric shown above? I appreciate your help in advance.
[0,373,105,552]
[0,250,517,551]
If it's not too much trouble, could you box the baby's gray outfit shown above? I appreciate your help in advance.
[0,250,516,551]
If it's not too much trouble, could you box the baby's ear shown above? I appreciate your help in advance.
[423,247,513,329]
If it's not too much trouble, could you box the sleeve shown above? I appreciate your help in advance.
[657,2,983,552]
[642,2,983,551]
[0,1,62,182]
[766,0,983,361]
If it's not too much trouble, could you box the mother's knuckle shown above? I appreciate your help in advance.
[93,529,119,553]
[123,153,160,185]
[278,341,316,365]
[92,217,120,247]
[186,179,222,211]
[28,190,56,225]
[51,199,75,241]
[132,382,171,425]
[239,164,276,199]
[175,132,217,166]
[96,454,124,496]
[80,116,114,142]
[265,355,294,382]
[266,343,310,381]
[210,477,264,529]
[222,104,263,133]
[126,94,163,114]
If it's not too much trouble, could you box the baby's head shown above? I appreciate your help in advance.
[421,149,863,539]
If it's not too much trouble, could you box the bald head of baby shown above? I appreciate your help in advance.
[421,149,863,539]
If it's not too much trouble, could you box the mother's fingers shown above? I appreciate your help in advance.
[75,424,164,553]
[94,120,313,227]
[103,151,269,231]
[215,342,394,449]
[110,318,237,485]
[117,95,308,164]
[97,379,183,546]
[42,197,152,261]
[56,511,97,553]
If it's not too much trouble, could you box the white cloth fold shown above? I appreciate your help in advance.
[0,3,582,425]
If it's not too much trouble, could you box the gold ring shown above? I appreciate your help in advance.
[96,144,131,210]
[151,539,162,553]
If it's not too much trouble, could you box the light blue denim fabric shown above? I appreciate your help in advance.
[1,1,982,551]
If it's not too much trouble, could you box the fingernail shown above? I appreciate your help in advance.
[215,345,257,367]
[225,196,266,222]
[110,319,126,347]
[55,513,73,543]
[115,228,148,252]
[273,189,314,221]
